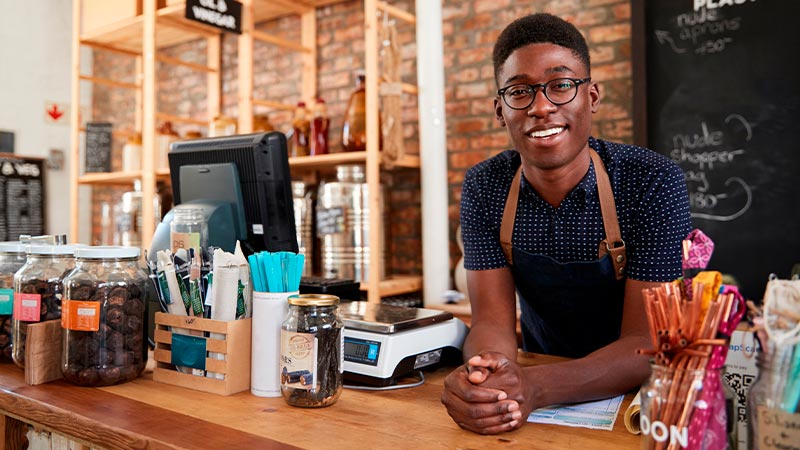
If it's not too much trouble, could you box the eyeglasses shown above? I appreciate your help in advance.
[497,77,592,110]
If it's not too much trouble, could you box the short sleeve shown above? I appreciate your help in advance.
[460,167,509,271]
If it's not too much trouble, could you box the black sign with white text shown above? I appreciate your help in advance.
[185,0,242,34]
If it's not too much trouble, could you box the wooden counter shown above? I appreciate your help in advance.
[0,353,641,450]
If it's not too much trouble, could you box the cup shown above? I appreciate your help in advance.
[251,291,297,397]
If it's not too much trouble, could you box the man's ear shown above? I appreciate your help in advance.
[589,81,601,114]
[494,98,506,127]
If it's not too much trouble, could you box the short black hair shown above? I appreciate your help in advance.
[492,13,590,83]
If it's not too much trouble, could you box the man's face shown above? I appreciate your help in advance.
[494,43,599,171]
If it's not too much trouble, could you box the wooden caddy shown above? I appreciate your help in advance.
[153,312,251,396]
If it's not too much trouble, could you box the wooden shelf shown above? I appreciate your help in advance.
[77,170,171,186]
[359,274,422,297]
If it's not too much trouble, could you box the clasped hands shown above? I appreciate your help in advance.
[441,351,536,435]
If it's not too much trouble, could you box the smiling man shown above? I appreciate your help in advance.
[441,13,692,435]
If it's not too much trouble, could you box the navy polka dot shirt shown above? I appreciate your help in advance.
[461,137,692,282]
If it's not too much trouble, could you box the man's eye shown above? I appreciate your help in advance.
[550,80,575,91]
[507,87,531,98]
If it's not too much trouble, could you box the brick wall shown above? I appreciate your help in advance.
[93,0,632,284]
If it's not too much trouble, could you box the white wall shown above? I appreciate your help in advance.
[0,0,89,240]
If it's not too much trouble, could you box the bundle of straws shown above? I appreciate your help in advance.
[247,251,304,293]
[639,271,744,450]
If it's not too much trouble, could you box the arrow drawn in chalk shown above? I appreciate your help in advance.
[655,30,686,54]
[725,113,753,141]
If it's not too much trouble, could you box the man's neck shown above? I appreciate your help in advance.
[521,149,591,208]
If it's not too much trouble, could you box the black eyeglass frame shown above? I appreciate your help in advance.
[497,77,592,109]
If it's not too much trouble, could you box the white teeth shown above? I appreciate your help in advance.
[530,127,563,138]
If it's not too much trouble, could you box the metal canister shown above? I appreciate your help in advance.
[316,165,384,282]
[292,181,313,277]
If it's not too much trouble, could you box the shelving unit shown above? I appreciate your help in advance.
[69,0,425,303]
[236,0,423,303]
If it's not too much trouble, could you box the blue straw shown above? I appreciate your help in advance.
[248,254,264,291]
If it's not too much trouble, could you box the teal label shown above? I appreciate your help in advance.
[0,288,12,315]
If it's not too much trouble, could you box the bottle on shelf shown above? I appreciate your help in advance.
[156,121,180,171]
[122,133,142,172]
[342,73,367,152]
[253,114,275,133]
[310,98,330,156]
[291,102,311,157]
[170,206,207,254]
[210,116,237,137]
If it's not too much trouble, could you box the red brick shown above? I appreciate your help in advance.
[588,23,631,43]
[455,81,492,100]
[474,0,512,13]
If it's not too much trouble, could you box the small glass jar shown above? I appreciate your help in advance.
[747,344,799,450]
[61,246,149,387]
[12,244,77,368]
[170,206,206,254]
[280,294,343,407]
[640,364,719,450]
[122,133,142,172]
[210,116,237,137]
[0,242,27,362]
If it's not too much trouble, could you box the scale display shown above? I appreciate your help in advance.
[344,337,380,366]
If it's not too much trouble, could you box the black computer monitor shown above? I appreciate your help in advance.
[165,131,298,256]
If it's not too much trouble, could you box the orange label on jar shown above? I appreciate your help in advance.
[61,299,100,331]
[13,293,41,322]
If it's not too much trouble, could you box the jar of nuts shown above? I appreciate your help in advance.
[0,242,27,362]
[61,246,149,387]
[12,244,77,368]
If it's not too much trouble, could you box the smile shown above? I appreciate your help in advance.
[528,127,564,138]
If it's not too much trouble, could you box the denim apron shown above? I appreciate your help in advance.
[499,150,627,358]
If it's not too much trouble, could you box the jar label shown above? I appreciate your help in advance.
[61,299,100,331]
[280,331,317,390]
[756,406,800,449]
[13,293,41,322]
[0,288,13,315]
[171,231,200,253]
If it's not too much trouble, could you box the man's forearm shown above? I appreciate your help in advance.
[463,322,519,362]
[522,334,651,409]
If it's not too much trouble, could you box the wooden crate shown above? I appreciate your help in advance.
[153,312,251,396]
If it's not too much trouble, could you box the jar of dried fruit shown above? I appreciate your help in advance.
[61,246,149,387]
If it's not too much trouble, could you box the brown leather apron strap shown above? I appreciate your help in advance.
[499,166,522,265]
[499,150,627,279]
[589,149,626,279]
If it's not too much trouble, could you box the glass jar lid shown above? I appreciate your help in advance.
[288,293,340,307]
[27,244,78,256]
[75,246,140,260]
[0,241,26,254]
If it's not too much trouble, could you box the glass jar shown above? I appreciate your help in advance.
[170,206,206,254]
[280,294,343,408]
[12,244,77,368]
[210,116,237,137]
[61,246,149,387]
[640,364,721,450]
[122,133,142,172]
[747,344,800,450]
[0,242,27,362]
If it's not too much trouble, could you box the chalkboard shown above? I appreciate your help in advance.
[0,155,45,241]
[84,122,112,173]
[634,0,800,300]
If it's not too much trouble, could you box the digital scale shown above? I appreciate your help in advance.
[340,301,468,386]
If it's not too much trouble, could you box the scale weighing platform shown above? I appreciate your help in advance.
[340,301,468,386]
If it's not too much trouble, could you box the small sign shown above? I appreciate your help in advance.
[317,207,345,235]
[44,101,69,125]
[84,122,112,173]
[185,0,242,34]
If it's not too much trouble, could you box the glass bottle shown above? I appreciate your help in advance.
[62,246,149,387]
[12,244,77,368]
[253,114,275,133]
[210,116,237,137]
[170,206,206,254]
[291,102,311,157]
[156,121,180,171]
[122,133,142,172]
[280,294,343,408]
[310,98,330,156]
[0,242,27,362]
[342,73,367,152]
[747,343,799,450]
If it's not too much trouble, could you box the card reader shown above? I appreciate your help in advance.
[340,302,468,386]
